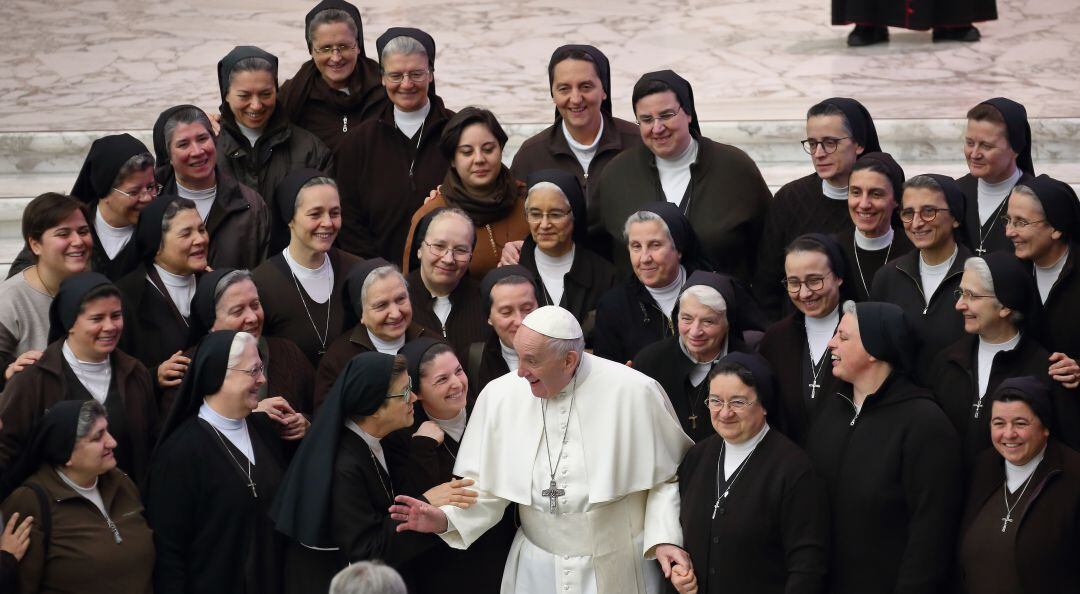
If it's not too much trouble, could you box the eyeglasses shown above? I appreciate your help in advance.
[384,69,429,84]
[899,206,951,223]
[636,106,682,127]
[781,274,830,294]
[227,363,265,378]
[800,137,850,155]
[954,288,995,301]
[386,379,413,403]
[313,44,358,56]
[423,241,472,262]
[112,183,163,198]
[1000,215,1046,229]
[704,397,756,411]
[525,209,571,224]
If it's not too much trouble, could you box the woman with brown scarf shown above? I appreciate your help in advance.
[403,107,528,279]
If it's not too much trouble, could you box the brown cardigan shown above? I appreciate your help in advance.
[0,341,158,482]
[1,466,154,594]
[314,323,432,412]
[401,184,529,279]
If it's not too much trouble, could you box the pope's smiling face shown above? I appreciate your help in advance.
[513,325,578,399]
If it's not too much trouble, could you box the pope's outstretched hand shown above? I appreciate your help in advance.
[390,495,450,534]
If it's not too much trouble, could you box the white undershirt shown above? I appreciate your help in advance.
[1005,444,1045,493]
[237,123,263,147]
[723,423,769,480]
[562,118,603,174]
[368,330,405,355]
[805,306,839,363]
[656,139,699,205]
[56,470,107,517]
[283,247,333,304]
[821,180,848,201]
[433,295,452,327]
[395,102,430,139]
[62,341,111,404]
[430,407,467,443]
[500,340,519,371]
[1035,248,1069,304]
[919,245,958,303]
[198,401,255,463]
[645,265,686,320]
[151,264,195,317]
[94,209,134,260]
[534,245,575,307]
[854,227,894,251]
[977,332,1021,397]
[679,334,728,387]
[346,419,387,471]
[176,182,217,221]
[976,168,1021,225]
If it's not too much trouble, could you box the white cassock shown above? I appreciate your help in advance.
[440,353,693,594]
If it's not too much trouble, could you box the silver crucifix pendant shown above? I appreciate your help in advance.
[542,479,565,513]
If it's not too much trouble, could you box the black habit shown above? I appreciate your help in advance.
[466,334,511,402]
[313,323,432,411]
[518,235,615,341]
[677,430,829,594]
[592,274,678,364]
[957,171,1034,257]
[406,269,487,366]
[116,263,194,378]
[1034,246,1080,359]
[806,373,962,594]
[835,226,914,302]
[832,0,997,29]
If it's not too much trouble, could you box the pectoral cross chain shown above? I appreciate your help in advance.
[808,380,821,400]
[1000,514,1013,532]
[542,480,565,513]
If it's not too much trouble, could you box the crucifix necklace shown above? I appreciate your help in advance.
[852,234,891,298]
[289,266,332,356]
[540,377,577,514]
[209,426,258,498]
[1000,472,1035,533]
[976,199,1008,256]
[712,439,761,519]
[806,340,829,400]
[369,447,395,503]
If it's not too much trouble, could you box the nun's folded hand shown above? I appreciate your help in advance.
[499,240,523,266]
[5,350,43,380]
[413,421,445,444]
[156,352,191,387]
[1048,352,1080,389]
[422,478,478,509]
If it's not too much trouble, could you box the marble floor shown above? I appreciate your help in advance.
[0,0,1078,132]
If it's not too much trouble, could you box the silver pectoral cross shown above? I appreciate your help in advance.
[542,480,565,514]
[248,480,258,498]
[976,246,988,256]
[973,398,985,419]
[1000,514,1013,532]
[808,380,821,399]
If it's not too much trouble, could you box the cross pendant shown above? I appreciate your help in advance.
[808,380,821,399]
[711,500,720,519]
[542,479,565,514]
[976,246,988,256]
[973,399,984,419]
[1000,514,1013,532]
[688,413,698,430]
[247,480,258,498]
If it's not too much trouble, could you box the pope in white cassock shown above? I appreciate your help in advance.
[390,305,695,593]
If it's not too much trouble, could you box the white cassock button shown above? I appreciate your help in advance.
[561,469,568,475]
[564,586,570,591]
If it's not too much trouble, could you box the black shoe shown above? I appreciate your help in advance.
[933,25,981,42]
[847,25,889,47]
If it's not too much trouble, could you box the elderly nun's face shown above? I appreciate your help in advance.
[488,281,538,348]
[375,371,416,431]
[956,269,1011,339]
[827,312,874,383]
[68,295,124,363]
[382,51,431,113]
[213,279,264,338]
[215,339,265,416]
[418,351,468,420]
[310,21,358,90]
[784,250,842,319]
[102,166,157,226]
[551,58,606,135]
[708,373,766,444]
[361,274,412,342]
[848,169,896,238]
[290,183,342,256]
[156,207,209,275]
[990,399,1048,466]
[419,214,473,294]
[526,186,575,257]
[627,220,681,288]
[226,69,276,130]
[66,416,117,479]
[678,293,728,363]
[169,122,216,188]
[1006,190,1061,265]
[453,123,502,193]
[964,119,1018,185]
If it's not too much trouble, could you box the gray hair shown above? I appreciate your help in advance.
[842,299,858,318]
[163,107,214,153]
[1010,184,1045,213]
[547,335,586,363]
[679,284,728,316]
[361,266,409,309]
[111,153,155,189]
[227,331,258,368]
[379,36,428,69]
[75,400,108,441]
[227,56,277,94]
[296,176,339,215]
[622,210,673,245]
[963,257,1024,327]
[902,174,944,195]
[307,9,358,50]
[329,561,406,594]
[524,181,571,212]
[425,208,476,245]
[161,197,199,238]
[214,270,256,307]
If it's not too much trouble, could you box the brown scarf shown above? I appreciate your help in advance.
[279,59,384,124]
[440,165,520,226]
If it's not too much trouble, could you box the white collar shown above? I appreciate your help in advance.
[394,101,430,126]
[346,419,387,470]
[1005,444,1046,493]
[534,244,575,267]
[979,330,1021,351]
[821,179,848,201]
[500,340,519,371]
[368,330,406,354]
[977,168,1022,193]
[854,227,894,251]
[199,400,245,428]
[154,264,195,287]
[724,422,769,452]
[94,208,133,235]
[919,245,958,272]
[805,305,840,333]
[1036,247,1069,274]
[62,340,110,368]
[175,180,217,199]
[644,265,686,317]
[429,407,467,442]
[655,139,699,170]
[562,118,603,152]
